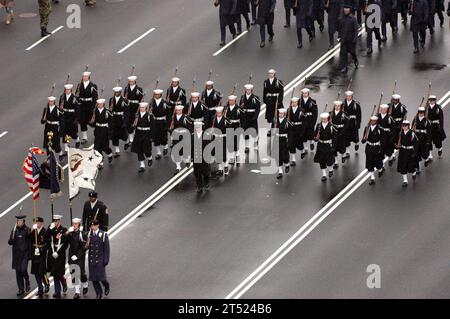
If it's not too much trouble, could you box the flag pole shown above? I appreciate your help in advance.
[32,193,38,246]
[47,131,55,221]
[69,199,73,223]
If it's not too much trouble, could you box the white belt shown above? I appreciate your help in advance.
[137,127,150,131]
[169,100,178,104]
[394,117,403,121]
[208,107,217,111]
[381,127,390,131]
[319,140,332,144]
[96,123,108,127]
[174,128,188,133]
[276,133,288,137]
[128,100,139,103]
[266,93,279,97]
[430,120,440,124]
[192,117,204,121]
[213,133,226,138]
[63,109,75,113]
[401,145,414,150]
[415,129,427,134]
[79,97,92,101]
[113,112,123,116]
[245,109,256,112]
[334,124,344,128]
[46,121,59,125]
[367,141,380,146]
[291,122,302,126]
[349,115,357,119]
[230,119,240,123]
[155,116,167,121]
[305,112,313,116]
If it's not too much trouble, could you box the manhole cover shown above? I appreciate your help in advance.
[19,13,38,18]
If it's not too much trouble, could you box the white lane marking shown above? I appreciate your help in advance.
[24,165,193,299]
[25,26,64,51]
[213,30,249,56]
[0,131,8,138]
[117,27,156,54]
[226,91,450,299]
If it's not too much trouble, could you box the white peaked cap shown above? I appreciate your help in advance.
[228,95,237,100]
[320,112,329,119]
[392,94,401,99]
[83,71,91,77]
[113,86,122,92]
[244,84,254,90]
[370,116,378,121]
[216,106,224,112]
[53,215,63,220]
[333,101,343,106]
[418,106,426,112]
[301,88,310,93]
[194,121,203,127]
[153,89,164,95]
[128,75,137,81]
[96,98,106,104]
[175,105,184,110]
[291,97,300,102]
[428,95,437,99]
[64,84,73,90]
[171,77,180,82]
[380,104,389,109]
[191,92,200,97]
[72,218,82,224]
[268,69,276,74]
[402,120,410,125]
[205,80,214,86]
[278,108,287,113]
[139,102,149,108]
[345,91,354,96]
[48,96,56,101]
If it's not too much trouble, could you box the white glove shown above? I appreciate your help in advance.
[71,255,78,261]
[80,226,84,231]
[32,224,38,230]
[68,226,74,232]
[50,223,55,230]
[52,252,59,259]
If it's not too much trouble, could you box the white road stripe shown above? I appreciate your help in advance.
[0,131,7,138]
[117,27,156,54]
[226,91,450,299]
[25,26,64,51]
[213,30,249,56]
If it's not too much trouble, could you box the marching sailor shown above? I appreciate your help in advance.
[186,91,208,128]
[396,120,418,187]
[89,98,114,167]
[378,104,396,166]
[76,71,98,144]
[224,94,244,166]
[273,108,291,179]
[166,77,186,120]
[211,106,230,176]
[170,105,192,174]
[131,102,154,172]
[123,75,144,150]
[329,100,349,167]
[361,116,386,185]
[192,121,211,193]
[66,217,88,299]
[41,95,62,157]
[109,85,129,158]
[151,89,170,160]
[412,106,432,173]
[201,80,222,128]
[287,96,306,166]
[301,87,318,151]
[263,69,284,136]
[314,112,338,181]
[82,191,109,232]
[427,95,446,159]
[240,83,261,153]
[342,90,362,154]
[388,94,408,163]
[30,217,50,298]
[59,83,81,155]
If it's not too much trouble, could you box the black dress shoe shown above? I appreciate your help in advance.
[276,173,283,179]
[163,148,168,156]
[138,167,145,173]
[224,166,229,175]
[329,170,334,178]
[245,147,249,153]
[232,33,237,39]
[285,166,290,173]
[53,293,61,299]
[73,293,80,299]
[369,179,375,185]
[148,159,153,166]
[389,158,394,166]
[268,34,274,42]
[25,283,31,293]
[124,142,130,150]
[310,144,314,151]
[260,41,265,48]
[354,60,359,68]
[17,290,24,297]
[402,181,408,188]
[251,20,256,25]
[174,168,181,175]
[378,168,384,177]
[83,287,88,295]
[217,170,224,177]
[424,159,430,167]
[44,284,50,294]
[381,36,387,42]
[96,294,102,299]
[204,184,210,190]
[355,144,359,151]
[81,139,87,145]
[367,48,373,54]
[341,157,346,164]
[267,131,271,137]
[36,291,44,298]
[297,43,303,49]
[104,286,109,296]
[108,156,113,164]
[283,24,289,28]
[301,152,307,159]
[219,41,225,47]
[75,142,80,148]
[412,174,417,181]
[197,187,203,193]
[155,154,162,160]
[333,163,338,169]
[290,161,296,166]
[309,34,314,42]
[113,153,120,158]
[438,150,442,157]
[416,169,421,175]
[321,176,327,182]
[319,25,324,32]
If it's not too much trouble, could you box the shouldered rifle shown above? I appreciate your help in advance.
[424,82,432,119]
[90,86,105,124]
[59,73,71,109]
[166,66,179,101]
[412,96,425,131]
[75,65,89,96]
[315,103,328,141]
[224,83,237,118]
[187,76,197,116]
[43,83,56,122]
[363,104,378,140]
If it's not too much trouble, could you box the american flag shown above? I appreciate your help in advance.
[22,147,46,200]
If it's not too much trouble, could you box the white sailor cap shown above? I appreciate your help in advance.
[175,105,184,110]
[333,101,343,106]
[171,77,180,82]
[291,97,300,102]
[83,71,91,77]
[53,215,63,220]
[113,86,122,92]
[418,106,426,112]
[48,96,56,101]
[72,218,82,224]
[194,121,204,127]
[153,89,164,95]
[191,92,200,98]
[402,120,410,125]
[64,84,73,90]
[128,75,137,81]
[278,108,287,113]
[301,88,310,94]
[370,115,378,121]
[268,69,276,74]
[345,91,354,96]
[139,102,149,108]
[228,95,237,100]
[392,94,401,100]
[380,104,389,109]
[244,84,254,90]
[320,112,329,119]
[216,106,224,113]
[205,80,214,86]
[96,98,106,104]
[428,95,437,100]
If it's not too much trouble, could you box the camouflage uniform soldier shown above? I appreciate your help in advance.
[1,0,14,25]
[38,0,52,37]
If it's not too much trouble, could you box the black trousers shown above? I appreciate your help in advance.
[297,25,313,45]
[16,270,29,291]
[367,27,381,49]
[259,16,274,42]
[412,25,426,49]
[285,7,292,25]
[235,13,250,33]
[194,164,209,189]
[220,13,236,42]
[93,280,109,296]
[339,42,358,69]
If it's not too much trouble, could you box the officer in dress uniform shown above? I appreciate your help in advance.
[41,95,63,157]
[338,4,359,73]
[325,0,343,49]
[287,96,307,166]
[66,217,88,299]
[214,0,237,46]
[381,0,397,42]
[396,120,419,187]
[170,105,192,174]
[409,0,429,53]
[89,99,114,167]
[364,0,383,54]
[82,191,109,232]
[225,94,244,166]
[378,103,396,166]
[412,106,432,173]
[151,89,170,160]
[294,0,315,48]
[240,84,260,153]
[210,106,231,176]
[46,214,67,299]
[263,69,284,135]
[300,87,318,151]
[30,217,49,298]
[86,220,110,299]
[76,71,98,145]
[388,94,408,160]
[342,91,362,154]
[59,83,80,155]
[257,0,277,47]
[235,0,251,33]
[283,0,295,27]
[427,95,446,159]
[109,85,129,158]
[273,108,291,179]
[330,101,350,167]
[361,116,386,185]
[202,80,222,128]
[124,75,144,150]
[186,92,209,128]
[166,77,187,120]
[192,121,211,193]
[314,112,338,181]
[8,215,31,297]
[131,102,155,172]
[311,0,326,34]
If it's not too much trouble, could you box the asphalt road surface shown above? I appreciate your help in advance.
[0,0,449,299]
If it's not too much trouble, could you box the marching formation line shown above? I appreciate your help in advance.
[117,27,156,54]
